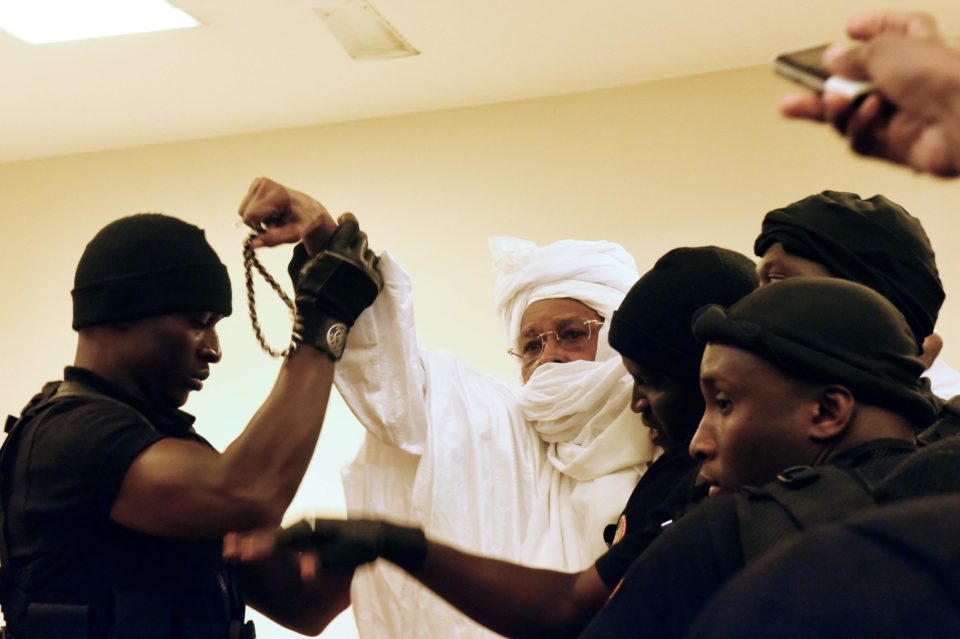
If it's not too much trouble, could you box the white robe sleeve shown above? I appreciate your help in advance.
[926,356,960,400]
[334,252,429,454]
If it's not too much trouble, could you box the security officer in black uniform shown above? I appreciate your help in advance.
[0,210,381,638]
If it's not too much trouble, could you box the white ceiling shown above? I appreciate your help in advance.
[3,0,959,163]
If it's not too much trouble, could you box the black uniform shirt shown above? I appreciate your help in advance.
[594,448,703,589]
[686,494,960,639]
[576,439,916,639]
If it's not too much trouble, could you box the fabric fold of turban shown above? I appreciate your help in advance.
[754,190,944,350]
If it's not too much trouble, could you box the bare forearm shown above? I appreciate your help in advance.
[215,211,380,523]
[938,68,960,174]
[217,348,335,524]
[240,554,351,635]
[410,542,602,639]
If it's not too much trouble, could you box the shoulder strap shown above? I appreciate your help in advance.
[735,464,876,563]
[0,382,66,618]
[875,435,960,503]
[0,383,69,564]
[917,395,960,446]
[0,381,150,620]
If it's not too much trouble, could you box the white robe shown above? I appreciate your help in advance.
[335,254,653,639]
[927,356,960,399]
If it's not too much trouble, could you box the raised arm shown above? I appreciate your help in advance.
[334,253,432,451]
[238,176,432,450]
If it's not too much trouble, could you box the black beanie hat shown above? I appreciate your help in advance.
[692,278,939,429]
[72,213,232,329]
[609,246,758,381]
[754,190,944,350]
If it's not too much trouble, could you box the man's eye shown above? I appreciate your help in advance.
[188,313,218,330]
[561,329,587,343]
[522,340,543,354]
[715,395,731,410]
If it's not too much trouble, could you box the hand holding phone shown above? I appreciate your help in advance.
[774,44,872,100]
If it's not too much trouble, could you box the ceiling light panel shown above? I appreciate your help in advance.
[0,0,199,44]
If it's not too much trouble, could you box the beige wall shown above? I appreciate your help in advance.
[2,63,959,638]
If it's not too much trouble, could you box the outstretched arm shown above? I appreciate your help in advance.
[414,541,610,639]
[235,519,612,639]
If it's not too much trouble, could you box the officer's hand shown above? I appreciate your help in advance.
[287,214,382,358]
[238,177,338,250]
[223,528,278,563]
[291,213,383,323]
[276,519,428,573]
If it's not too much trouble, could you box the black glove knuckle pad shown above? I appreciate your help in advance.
[287,225,383,358]
[276,518,426,573]
[287,243,311,285]
[295,257,379,325]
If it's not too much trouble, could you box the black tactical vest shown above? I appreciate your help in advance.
[0,381,253,639]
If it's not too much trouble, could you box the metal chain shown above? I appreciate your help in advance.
[243,234,301,358]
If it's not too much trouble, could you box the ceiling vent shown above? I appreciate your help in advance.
[310,0,419,60]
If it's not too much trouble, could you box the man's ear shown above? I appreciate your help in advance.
[809,385,855,442]
[919,333,943,370]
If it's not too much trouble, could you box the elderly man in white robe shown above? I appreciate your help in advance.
[238,178,656,639]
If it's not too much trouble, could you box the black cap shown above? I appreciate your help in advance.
[754,190,943,350]
[72,213,232,329]
[693,278,939,428]
[609,246,758,381]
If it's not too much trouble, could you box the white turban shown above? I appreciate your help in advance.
[489,237,653,570]
[490,237,639,356]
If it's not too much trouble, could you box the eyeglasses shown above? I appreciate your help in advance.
[508,319,604,362]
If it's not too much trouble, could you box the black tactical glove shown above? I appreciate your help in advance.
[275,518,428,573]
[288,213,383,360]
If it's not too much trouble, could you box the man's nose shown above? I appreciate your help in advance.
[631,388,649,414]
[200,331,222,363]
[539,334,569,363]
[688,416,714,461]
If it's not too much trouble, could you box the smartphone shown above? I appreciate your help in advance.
[774,44,871,99]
